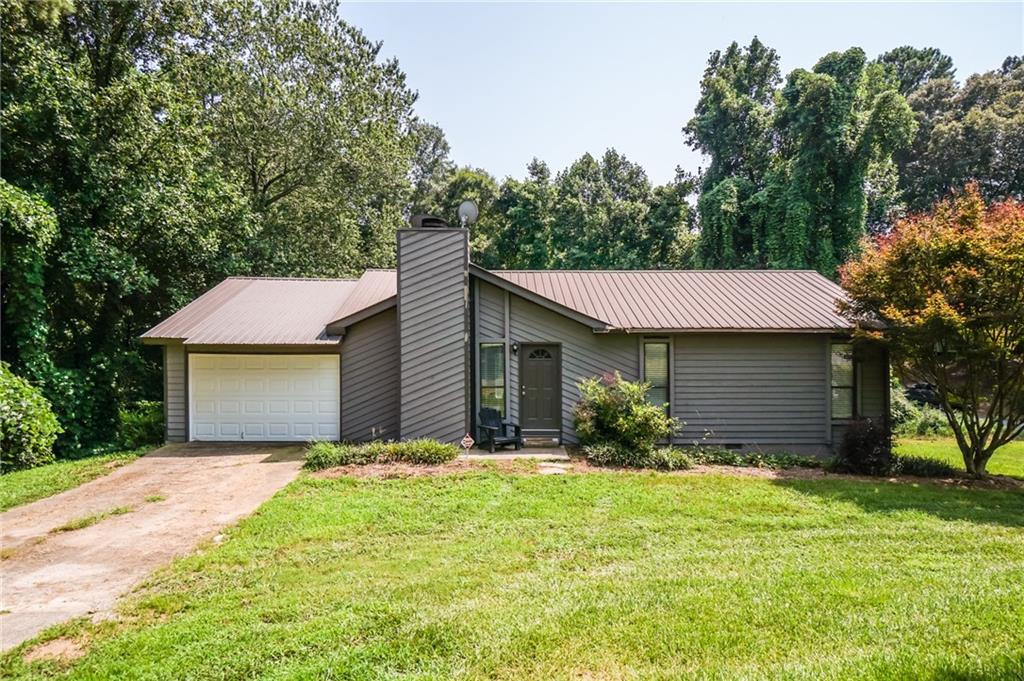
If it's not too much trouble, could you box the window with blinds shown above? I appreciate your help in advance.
[643,341,670,409]
[480,343,506,416]
[831,342,855,419]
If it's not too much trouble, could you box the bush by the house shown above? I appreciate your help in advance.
[0,362,62,472]
[117,400,164,449]
[893,454,958,478]
[582,442,681,469]
[832,418,895,476]
[574,372,678,456]
[382,439,459,465]
[687,446,822,470]
[582,443,819,471]
[304,439,459,470]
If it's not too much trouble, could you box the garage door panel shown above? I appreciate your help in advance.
[190,354,339,442]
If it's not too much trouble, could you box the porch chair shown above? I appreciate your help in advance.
[477,407,522,453]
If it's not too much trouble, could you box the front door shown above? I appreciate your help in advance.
[520,344,561,434]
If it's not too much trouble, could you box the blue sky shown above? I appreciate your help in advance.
[341,2,1024,184]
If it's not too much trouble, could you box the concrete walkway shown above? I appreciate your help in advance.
[0,443,303,651]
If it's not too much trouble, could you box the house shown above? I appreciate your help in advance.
[141,218,888,454]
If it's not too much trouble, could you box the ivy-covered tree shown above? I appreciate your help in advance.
[840,185,1024,476]
[759,48,917,273]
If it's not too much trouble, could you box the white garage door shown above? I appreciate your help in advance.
[189,354,339,442]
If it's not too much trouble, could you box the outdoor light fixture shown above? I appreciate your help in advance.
[511,341,519,355]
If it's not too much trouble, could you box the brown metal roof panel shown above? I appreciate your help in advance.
[490,269,849,331]
[142,277,357,345]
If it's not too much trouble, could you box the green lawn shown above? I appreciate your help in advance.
[897,436,1024,478]
[4,470,1022,680]
[0,447,152,512]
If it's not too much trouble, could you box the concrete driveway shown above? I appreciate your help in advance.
[0,443,304,651]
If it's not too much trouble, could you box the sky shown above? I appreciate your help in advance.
[341,1,1024,185]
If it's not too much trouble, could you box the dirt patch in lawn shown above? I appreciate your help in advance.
[22,637,86,665]
[311,455,1024,490]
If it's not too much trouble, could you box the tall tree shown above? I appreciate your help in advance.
[876,46,955,96]
[1,0,250,450]
[896,59,1024,213]
[759,49,916,274]
[408,120,455,217]
[840,185,1024,476]
[549,150,653,269]
[490,159,554,270]
[196,0,418,276]
[684,38,781,268]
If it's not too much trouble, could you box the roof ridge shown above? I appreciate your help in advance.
[226,276,359,282]
[490,269,823,274]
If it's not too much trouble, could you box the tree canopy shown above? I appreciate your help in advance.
[840,185,1024,476]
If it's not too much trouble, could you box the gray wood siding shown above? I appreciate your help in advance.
[508,295,639,444]
[673,334,828,446]
[164,343,186,442]
[478,281,506,339]
[341,308,399,442]
[397,228,469,442]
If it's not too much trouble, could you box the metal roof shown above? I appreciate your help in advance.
[142,268,851,345]
[490,270,850,332]
[326,270,397,331]
[141,277,357,345]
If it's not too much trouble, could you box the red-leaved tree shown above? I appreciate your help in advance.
[840,184,1024,476]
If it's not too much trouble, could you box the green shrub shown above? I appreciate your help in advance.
[574,372,678,456]
[645,448,695,471]
[832,418,895,476]
[890,377,921,428]
[910,405,952,436]
[583,442,648,468]
[385,439,458,465]
[304,439,458,470]
[677,446,821,470]
[0,362,62,472]
[117,400,164,449]
[893,454,959,478]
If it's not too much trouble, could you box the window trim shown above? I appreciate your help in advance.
[641,337,672,412]
[830,340,857,420]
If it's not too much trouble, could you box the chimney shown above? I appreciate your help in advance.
[396,216,470,442]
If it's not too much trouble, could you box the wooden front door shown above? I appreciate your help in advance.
[520,344,561,433]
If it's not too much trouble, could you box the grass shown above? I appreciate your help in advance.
[897,436,1024,478]
[0,447,153,512]
[144,495,166,503]
[3,470,1022,679]
[51,506,132,534]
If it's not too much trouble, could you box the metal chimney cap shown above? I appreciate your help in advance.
[410,214,451,229]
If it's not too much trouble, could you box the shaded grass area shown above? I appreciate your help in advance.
[898,437,1024,478]
[4,471,1023,679]
[0,447,152,512]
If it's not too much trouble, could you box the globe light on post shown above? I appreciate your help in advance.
[457,200,479,228]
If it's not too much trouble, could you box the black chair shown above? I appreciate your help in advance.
[478,408,522,453]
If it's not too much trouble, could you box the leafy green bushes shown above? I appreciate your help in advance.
[890,378,952,437]
[0,362,62,471]
[833,418,959,477]
[304,439,459,470]
[583,443,821,471]
[893,455,958,478]
[574,373,678,457]
[117,400,164,449]
[833,419,894,476]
